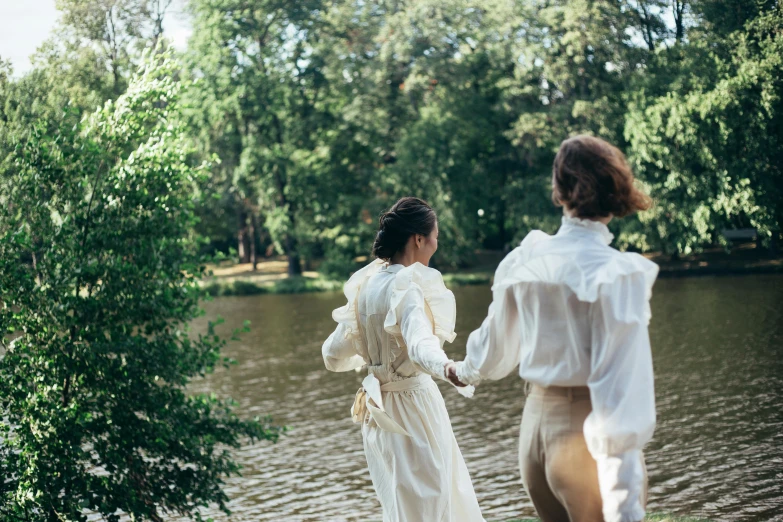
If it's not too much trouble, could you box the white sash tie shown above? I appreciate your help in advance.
[351,373,433,437]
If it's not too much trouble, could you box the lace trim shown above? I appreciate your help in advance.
[560,215,614,245]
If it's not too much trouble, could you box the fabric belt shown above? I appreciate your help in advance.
[351,372,432,437]
[527,383,591,401]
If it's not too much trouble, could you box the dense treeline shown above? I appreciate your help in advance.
[1,0,781,279]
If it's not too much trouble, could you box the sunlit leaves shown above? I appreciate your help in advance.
[0,49,279,521]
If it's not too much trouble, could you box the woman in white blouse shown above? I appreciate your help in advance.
[322,197,484,522]
[452,135,658,522]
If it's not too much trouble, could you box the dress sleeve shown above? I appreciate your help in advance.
[456,284,522,385]
[322,323,365,372]
[397,284,452,380]
[322,259,382,373]
[585,270,656,522]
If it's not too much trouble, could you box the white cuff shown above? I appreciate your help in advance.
[435,359,454,382]
[596,451,646,522]
[455,360,482,386]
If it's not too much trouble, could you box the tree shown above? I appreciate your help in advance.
[0,50,279,522]
[187,0,357,275]
[39,0,178,96]
[185,0,782,264]
[0,1,180,190]
[318,0,540,260]
[625,4,782,254]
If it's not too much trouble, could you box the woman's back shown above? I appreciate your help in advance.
[356,264,419,381]
[348,261,460,383]
[487,216,658,387]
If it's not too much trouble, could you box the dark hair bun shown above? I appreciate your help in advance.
[372,227,398,260]
[372,198,436,261]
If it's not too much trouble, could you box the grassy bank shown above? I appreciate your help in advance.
[202,245,782,297]
[509,514,711,522]
[203,274,343,297]
[201,257,342,297]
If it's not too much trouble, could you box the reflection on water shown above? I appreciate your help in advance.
[189,275,783,521]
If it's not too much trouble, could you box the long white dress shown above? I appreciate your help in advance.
[322,260,485,522]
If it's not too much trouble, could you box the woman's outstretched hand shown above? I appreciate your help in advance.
[445,362,466,387]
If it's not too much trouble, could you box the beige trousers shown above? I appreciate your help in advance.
[519,384,647,522]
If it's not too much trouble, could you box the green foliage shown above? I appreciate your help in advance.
[317,246,362,281]
[179,0,781,275]
[36,0,177,99]
[6,0,782,290]
[185,0,377,275]
[0,50,280,522]
[626,5,783,254]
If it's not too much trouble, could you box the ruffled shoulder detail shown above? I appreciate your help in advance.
[593,253,659,324]
[493,237,659,311]
[595,253,659,302]
[384,262,457,346]
[492,230,551,287]
[331,259,385,357]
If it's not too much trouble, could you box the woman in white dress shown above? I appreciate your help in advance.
[451,135,658,522]
[322,197,484,522]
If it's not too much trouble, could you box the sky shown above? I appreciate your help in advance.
[0,0,193,76]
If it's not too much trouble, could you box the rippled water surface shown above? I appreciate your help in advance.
[190,275,783,521]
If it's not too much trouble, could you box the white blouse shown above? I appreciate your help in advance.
[456,216,659,522]
[323,260,468,388]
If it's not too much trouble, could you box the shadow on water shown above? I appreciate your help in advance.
[188,275,783,521]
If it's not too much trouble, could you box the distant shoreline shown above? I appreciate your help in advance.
[201,245,782,297]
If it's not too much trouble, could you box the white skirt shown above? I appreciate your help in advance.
[361,375,485,522]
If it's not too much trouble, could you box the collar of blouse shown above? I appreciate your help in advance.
[558,215,615,246]
[382,263,404,273]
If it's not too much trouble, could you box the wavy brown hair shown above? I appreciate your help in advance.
[552,135,652,218]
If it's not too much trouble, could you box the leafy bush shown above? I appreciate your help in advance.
[0,50,280,522]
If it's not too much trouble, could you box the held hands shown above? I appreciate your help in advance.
[444,362,467,388]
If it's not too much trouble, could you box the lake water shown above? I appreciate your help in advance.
[190,274,783,521]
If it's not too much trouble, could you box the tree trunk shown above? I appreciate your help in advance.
[237,208,248,264]
[770,229,780,257]
[237,228,246,263]
[498,166,508,249]
[286,235,302,276]
[639,4,656,52]
[674,0,686,43]
[287,253,302,276]
[248,211,258,271]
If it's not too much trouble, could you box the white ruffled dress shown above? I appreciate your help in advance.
[322,260,484,522]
